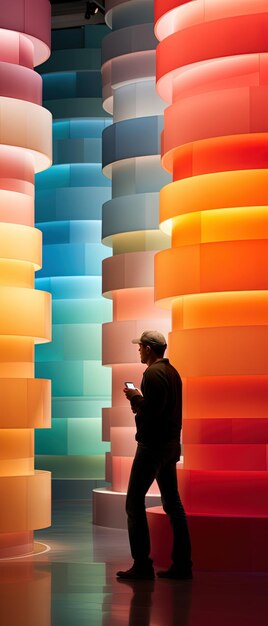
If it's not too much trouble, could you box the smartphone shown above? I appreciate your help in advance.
[124,382,136,389]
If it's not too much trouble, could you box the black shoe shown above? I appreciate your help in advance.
[157,566,192,580]
[116,563,155,580]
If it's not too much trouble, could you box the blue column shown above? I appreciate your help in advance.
[35,25,112,497]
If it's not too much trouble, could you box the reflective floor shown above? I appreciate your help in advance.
[0,501,268,626]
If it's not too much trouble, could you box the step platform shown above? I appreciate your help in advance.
[147,507,268,571]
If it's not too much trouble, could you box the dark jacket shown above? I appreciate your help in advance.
[130,358,182,447]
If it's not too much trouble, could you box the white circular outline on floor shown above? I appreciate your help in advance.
[0,542,51,561]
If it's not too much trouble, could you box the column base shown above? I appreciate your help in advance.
[0,532,34,559]
[147,507,268,572]
[93,487,161,529]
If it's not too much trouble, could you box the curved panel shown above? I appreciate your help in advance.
[0,0,51,65]
[102,250,155,296]
[184,444,268,471]
[102,318,171,365]
[102,116,163,172]
[170,327,268,377]
[0,378,51,428]
[102,51,156,111]
[0,98,52,171]
[163,86,268,152]
[183,376,268,420]
[178,468,268,517]
[155,241,268,301]
[0,287,51,341]
[102,23,157,64]
[183,417,268,444]
[160,170,268,229]
[0,471,51,532]
[0,62,42,104]
[157,13,268,101]
[0,223,42,268]
[102,193,160,242]
[172,292,268,329]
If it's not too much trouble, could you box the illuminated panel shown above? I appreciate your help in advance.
[35,26,112,491]
[93,0,172,527]
[0,0,51,558]
[151,0,268,570]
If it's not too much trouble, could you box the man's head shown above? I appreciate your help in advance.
[132,330,167,364]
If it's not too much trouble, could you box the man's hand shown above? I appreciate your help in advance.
[123,387,142,401]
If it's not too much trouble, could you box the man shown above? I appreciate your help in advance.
[116,330,192,580]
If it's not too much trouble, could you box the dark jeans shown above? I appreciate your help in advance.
[126,442,192,571]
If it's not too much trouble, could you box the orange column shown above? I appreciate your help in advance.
[0,0,52,557]
[150,0,268,570]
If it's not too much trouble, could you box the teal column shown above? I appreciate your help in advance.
[35,25,112,497]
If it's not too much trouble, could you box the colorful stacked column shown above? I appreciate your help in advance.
[147,0,268,570]
[35,26,112,497]
[93,0,171,528]
[0,0,52,557]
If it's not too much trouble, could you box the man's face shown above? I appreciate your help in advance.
[138,342,148,364]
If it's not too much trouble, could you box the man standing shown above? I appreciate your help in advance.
[116,331,192,580]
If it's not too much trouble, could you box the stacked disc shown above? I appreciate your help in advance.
[93,0,172,528]
[0,0,52,557]
[147,0,268,571]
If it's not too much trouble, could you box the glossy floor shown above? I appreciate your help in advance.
[0,501,267,626]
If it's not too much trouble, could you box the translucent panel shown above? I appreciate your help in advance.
[102,250,155,296]
[52,397,111,420]
[160,170,268,228]
[102,23,156,66]
[0,378,50,428]
[155,0,268,40]
[37,361,111,398]
[0,97,52,171]
[102,193,160,243]
[172,291,268,329]
[110,426,136,456]
[38,242,107,278]
[113,80,166,123]
[103,116,163,175]
[183,376,268,420]
[35,324,102,361]
[156,13,268,102]
[184,444,268,471]
[112,156,170,197]
[0,223,41,267]
[52,298,112,325]
[163,85,268,153]
[0,287,51,342]
[155,241,268,302]
[0,61,42,104]
[168,134,268,179]
[102,51,156,113]
[178,468,268,516]
[102,319,170,366]
[113,287,169,322]
[170,327,268,377]
[35,455,106,479]
[183,417,268,444]
[0,471,51,532]
[35,187,111,222]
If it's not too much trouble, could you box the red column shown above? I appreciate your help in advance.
[148,0,268,571]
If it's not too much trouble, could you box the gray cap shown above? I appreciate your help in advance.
[132,330,167,347]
